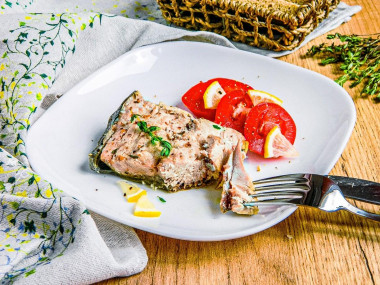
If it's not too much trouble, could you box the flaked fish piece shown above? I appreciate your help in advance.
[89,91,245,191]
[220,141,258,215]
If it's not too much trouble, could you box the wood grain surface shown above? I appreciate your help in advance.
[98,0,380,284]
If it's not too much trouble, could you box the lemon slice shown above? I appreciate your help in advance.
[248,90,283,106]
[118,181,147,203]
[134,195,161,217]
[264,126,298,158]
[241,140,249,153]
[203,81,226,109]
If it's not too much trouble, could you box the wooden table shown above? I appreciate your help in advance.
[99,0,380,283]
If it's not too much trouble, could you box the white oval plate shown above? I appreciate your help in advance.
[27,42,356,241]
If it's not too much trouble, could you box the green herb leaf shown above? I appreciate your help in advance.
[161,140,172,150]
[213,124,222,130]
[307,33,380,101]
[151,137,159,145]
[149,126,160,132]
[158,196,166,203]
[131,114,172,157]
[137,121,148,132]
[130,114,140,122]
[160,148,170,157]
[129,154,138,159]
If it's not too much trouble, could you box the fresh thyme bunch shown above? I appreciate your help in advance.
[307,33,380,101]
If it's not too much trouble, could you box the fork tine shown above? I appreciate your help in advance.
[252,191,305,198]
[251,193,304,201]
[246,174,311,206]
[252,174,311,195]
[244,195,304,207]
[253,178,309,188]
[253,174,310,188]
[253,184,310,193]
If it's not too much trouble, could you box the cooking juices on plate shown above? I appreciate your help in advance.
[89,78,298,217]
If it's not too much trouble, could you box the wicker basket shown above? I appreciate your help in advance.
[157,0,340,51]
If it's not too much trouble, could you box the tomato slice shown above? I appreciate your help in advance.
[181,78,253,121]
[244,103,296,156]
[181,81,215,120]
[214,78,253,94]
[215,90,253,133]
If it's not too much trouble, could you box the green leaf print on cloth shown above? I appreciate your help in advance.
[0,13,106,164]
[0,12,108,283]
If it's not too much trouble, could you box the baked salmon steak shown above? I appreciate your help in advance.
[89,91,258,214]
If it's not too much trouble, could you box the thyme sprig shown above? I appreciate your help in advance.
[131,114,172,157]
[307,33,380,101]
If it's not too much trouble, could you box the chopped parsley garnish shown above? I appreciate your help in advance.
[157,196,166,203]
[213,124,222,130]
[129,155,139,159]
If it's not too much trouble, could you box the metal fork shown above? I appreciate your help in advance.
[244,174,380,222]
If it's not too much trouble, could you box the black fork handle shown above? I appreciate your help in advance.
[327,175,380,206]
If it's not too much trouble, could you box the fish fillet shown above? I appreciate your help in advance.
[89,91,257,214]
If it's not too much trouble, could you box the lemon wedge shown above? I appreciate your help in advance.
[264,126,298,158]
[241,140,249,153]
[203,81,226,109]
[134,195,161,217]
[118,181,147,203]
[248,90,283,106]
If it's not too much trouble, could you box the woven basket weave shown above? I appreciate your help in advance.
[157,0,340,51]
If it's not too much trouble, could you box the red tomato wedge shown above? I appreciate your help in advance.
[214,78,253,94]
[244,103,296,156]
[182,78,253,121]
[181,81,214,120]
[215,90,253,133]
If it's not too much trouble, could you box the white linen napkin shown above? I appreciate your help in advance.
[0,1,360,284]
